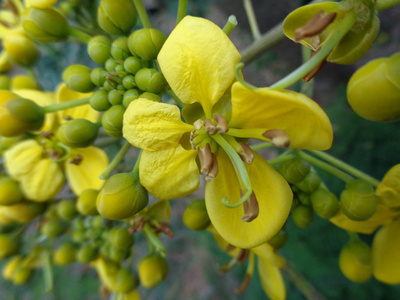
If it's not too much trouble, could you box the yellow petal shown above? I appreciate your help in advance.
[139,146,199,200]
[123,290,141,300]
[376,164,400,208]
[0,11,18,27]
[330,205,396,234]
[158,16,241,117]
[123,98,193,151]
[229,82,333,150]
[55,83,99,124]
[205,151,292,249]
[20,158,64,201]
[372,220,400,284]
[4,139,43,180]
[28,0,57,8]
[252,244,286,300]
[92,257,119,291]
[0,201,44,224]
[65,146,108,196]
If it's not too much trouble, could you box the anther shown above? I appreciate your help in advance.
[205,153,219,182]
[236,249,250,264]
[69,154,83,165]
[262,129,290,148]
[303,50,327,82]
[198,143,213,175]
[204,119,217,135]
[41,131,54,139]
[189,130,197,149]
[241,192,259,222]
[63,116,73,121]
[193,119,203,131]
[238,143,254,164]
[214,114,229,133]
[235,274,251,293]
[295,11,337,42]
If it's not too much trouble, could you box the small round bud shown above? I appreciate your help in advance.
[111,37,130,61]
[122,75,136,90]
[109,246,128,263]
[63,64,95,93]
[124,56,142,75]
[128,29,166,61]
[97,0,137,35]
[135,68,165,94]
[3,256,23,280]
[90,68,107,86]
[183,199,210,231]
[85,227,102,240]
[57,118,99,148]
[123,89,139,107]
[41,219,65,238]
[53,242,76,265]
[96,172,148,220]
[295,172,321,193]
[292,204,313,228]
[115,64,125,73]
[311,188,339,219]
[109,227,134,249]
[72,230,87,243]
[12,266,32,285]
[11,75,41,90]
[56,200,77,221]
[91,215,104,229]
[140,92,161,102]
[90,90,111,111]
[101,105,125,137]
[88,35,112,66]
[138,254,168,288]
[105,58,118,72]
[267,228,288,249]
[108,90,124,106]
[77,189,99,216]
[278,157,310,184]
[3,34,39,66]
[339,240,372,283]
[115,268,139,293]
[340,180,378,221]
[0,177,23,206]
[0,235,19,259]
[22,7,69,43]
[0,75,10,90]
[297,192,311,206]
[76,244,97,263]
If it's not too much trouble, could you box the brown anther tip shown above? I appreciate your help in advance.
[41,131,54,139]
[235,274,251,294]
[205,153,218,182]
[294,11,337,42]
[225,244,236,252]
[63,116,73,121]
[238,143,254,165]
[69,154,83,165]
[236,249,250,264]
[214,114,229,133]
[198,144,213,175]
[193,119,203,131]
[262,129,290,148]
[303,56,327,82]
[204,119,217,135]
[241,192,259,223]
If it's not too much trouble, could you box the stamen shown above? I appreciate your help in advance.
[303,50,327,82]
[193,119,203,131]
[236,249,250,264]
[262,129,290,147]
[204,119,217,135]
[41,131,54,139]
[235,252,255,293]
[189,130,197,149]
[69,154,83,165]
[241,192,259,222]
[295,11,337,42]
[214,114,229,133]
[205,153,218,182]
[235,274,251,293]
[197,143,213,175]
[238,143,254,164]
[63,116,73,121]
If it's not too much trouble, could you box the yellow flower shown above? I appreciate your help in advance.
[123,16,333,249]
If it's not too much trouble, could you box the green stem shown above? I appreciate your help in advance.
[167,89,185,108]
[100,140,131,180]
[250,142,274,151]
[132,149,143,175]
[243,0,261,40]
[298,151,354,183]
[309,150,380,187]
[270,10,356,90]
[42,97,90,113]
[235,63,257,90]
[69,27,91,43]
[267,153,295,165]
[94,138,120,148]
[300,47,315,97]
[143,223,166,257]
[377,0,400,10]
[133,0,152,28]
[283,262,326,300]
[176,0,189,25]
[42,251,53,293]
[223,15,238,36]
[347,230,360,242]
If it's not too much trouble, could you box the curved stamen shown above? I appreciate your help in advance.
[235,63,257,90]
[50,143,71,163]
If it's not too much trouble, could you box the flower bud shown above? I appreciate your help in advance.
[90,89,111,111]
[53,242,76,265]
[376,164,400,208]
[0,177,23,206]
[56,200,77,221]
[3,34,39,66]
[108,90,124,106]
[0,235,19,259]
[63,64,96,93]
[295,171,321,193]
[97,172,148,220]
[22,7,70,43]
[0,56,12,73]
[292,204,313,228]
[183,199,210,231]
[339,240,372,283]
[311,188,339,219]
[109,246,128,263]
[128,29,166,61]
[3,256,24,280]
[101,105,125,137]
[267,228,288,249]
[122,89,139,107]
[140,92,161,102]
[340,180,378,221]
[122,75,136,90]
[12,266,33,285]
[41,219,65,238]
[11,75,41,90]
[77,189,99,216]
[278,157,310,184]
[135,68,166,94]
[111,37,130,61]
[76,244,98,263]
[124,56,142,75]
[109,227,134,249]
[114,268,138,293]
[97,0,137,35]
[138,254,168,288]
[88,35,112,66]
[0,75,10,90]
[57,118,99,148]
[0,202,45,224]
[105,58,118,72]
[90,67,107,87]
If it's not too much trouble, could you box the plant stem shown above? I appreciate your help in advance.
[134,0,152,28]
[42,251,53,293]
[223,15,238,36]
[283,262,326,300]
[243,0,261,40]
[270,11,356,90]
[176,0,189,25]
[298,151,354,183]
[250,142,274,151]
[143,223,166,257]
[100,140,132,180]
[301,47,315,97]
[69,27,91,43]
[309,150,380,187]
[377,0,400,10]
[132,149,142,174]
[42,97,90,113]
[267,153,295,165]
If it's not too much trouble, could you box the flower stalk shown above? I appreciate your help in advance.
[42,97,90,113]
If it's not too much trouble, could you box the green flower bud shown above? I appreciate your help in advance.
[128,29,166,61]
[138,254,168,288]
[115,64,125,73]
[101,105,125,137]
[41,219,65,238]
[135,68,165,94]
[63,64,95,93]
[111,37,130,60]
[72,230,87,243]
[97,0,137,35]
[109,246,128,263]
[292,204,313,228]
[96,172,148,220]
[122,75,136,90]
[88,35,112,66]
[57,118,99,148]
[109,227,134,249]
[91,215,104,229]
[11,75,41,90]
[76,244,98,263]
[278,157,310,184]
[340,180,378,221]
[0,75,10,90]
[100,243,111,258]
[339,240,372,283]
[311,188,339,219]
[105,58,118,72]
[183,199,210,231]
[122,89,139,107]
[12,266,32,285]
[297,192,311,206]
[22,7,69,43]
[90,68,107,87]
[124,56,142,75]
[77,189,99,216]
[108,89,124,106]
[295,171,321,193]
[53,242,76,265]
[0,235,19,259]
[3,34,39,66]
[90,90,111,112]
[85,227,102,240]
[115,268,138,293]
[140,92,161,102]
[267,228,288,249]
[56,200,77,221]
[0,177,23,206]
